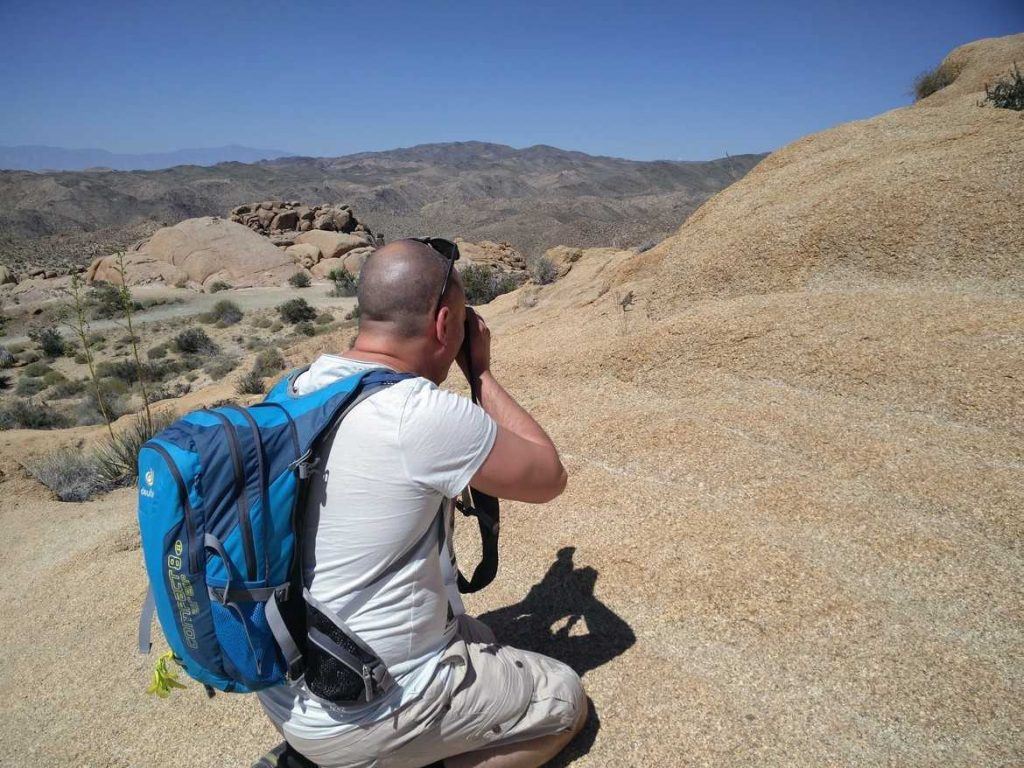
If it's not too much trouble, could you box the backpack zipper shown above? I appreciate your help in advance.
[206,410,257,581]
[143,442,199,573]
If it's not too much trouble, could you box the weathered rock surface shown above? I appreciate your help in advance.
[544,245,584,278]
[455,239,527,274]
[87,217,297,289]
[294,231,371,261]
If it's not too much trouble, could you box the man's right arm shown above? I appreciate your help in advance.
[463,313,567,504]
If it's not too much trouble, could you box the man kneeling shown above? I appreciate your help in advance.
[258,239,586,768]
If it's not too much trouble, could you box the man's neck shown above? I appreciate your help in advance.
[344,335,440,383]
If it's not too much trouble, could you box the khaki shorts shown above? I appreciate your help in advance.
[284,615,585,768]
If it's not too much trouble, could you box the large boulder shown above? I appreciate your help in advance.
[311,246,376,279]
[545,245,584,278]
[286,243,323,269]
[88,217,297,288]
[455,239,528,273]
[294,230,370,261]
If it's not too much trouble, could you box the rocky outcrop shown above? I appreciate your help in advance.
[230,201,375,239]
[544,245,584,278]
[87,217,299,289]
[455,239,527,274]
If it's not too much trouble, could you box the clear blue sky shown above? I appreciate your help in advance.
[0,0,1020,160]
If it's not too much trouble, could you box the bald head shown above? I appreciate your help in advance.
[357,239,456,337]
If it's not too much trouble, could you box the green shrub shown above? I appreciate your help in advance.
[528,255,558,285]
[328,267,358,297]
[236,370,266,395]
[208,280,232,293]
[277,298,317,324]
[18,350,40,365]
[0,399,72,430]
[982,63,1024,111]
[28,326,66,358]
[16,376,46,396]
[173,327,218,355]
[204,357,239,379]
[147,344,168,360]
[0,347,15,369]
[49,378,87,399]
[289,271,312,288]
[28,449,111,502]
[252,348,286,378]
[205,300,243,326]
[459,264,520,305]
[87,282,141,319]
[295,321,316,337]
[23,361,52,377]
[96,358,180,385]
[913,60,963,101]
[42,370,67,387]
[315,311,334,325]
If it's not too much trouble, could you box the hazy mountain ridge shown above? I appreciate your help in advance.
[0,144,290,172]
[0,142,765,269]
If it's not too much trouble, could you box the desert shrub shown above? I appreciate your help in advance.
[315,311,334,325]
[42,370,67,387]
[174,276,188,289]
[49,378,87,399]
[73,352,89,364]
[277,298,317,324]
[295,322,316,337]
[94,411,176,485]
[250,315,272,329]
[178,354,204,372]
[982,63,1024,111]
[0,374,9,390]
[96,358,180,385]
[270,321,284,333]
[252,348,286,378]
[0,399,72,430]
[23,361,52,377]
[208,280,232,293]
[345,305,361,321]
[173,327,218,355]
[459,265,520,305]
[528,255,558,285]
[205,299,244,326]
[16,376,46,396]
[289,271,311,289]
[6,342,26,355]
[18,350,41,365]
[147,344,168,360]
[328,267,358,297]
[0,347,15,369]
[0,313,8,336]
[913,60,963,101]
[88,282,141,319]
[204,357,239,379]
[28,448,111,502]
[635,239,658,253]
[87,332,106,347]
[29,326,66,358]
[236,370,266,395]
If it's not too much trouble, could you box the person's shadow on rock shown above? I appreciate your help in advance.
[478,546,636,767]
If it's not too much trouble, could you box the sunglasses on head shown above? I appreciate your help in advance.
[410,237,461,314]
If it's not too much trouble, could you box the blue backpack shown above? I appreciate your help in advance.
[136,367,417,698]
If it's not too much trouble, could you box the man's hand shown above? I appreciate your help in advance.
[457,307,491,381]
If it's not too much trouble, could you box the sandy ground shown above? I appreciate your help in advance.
[0,246,1020,767]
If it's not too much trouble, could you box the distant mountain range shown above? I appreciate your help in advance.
[0,141,766,269]
[0,144,290,171]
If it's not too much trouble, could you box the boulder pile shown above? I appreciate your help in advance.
[454,239,528,274]
[230,201,375,239]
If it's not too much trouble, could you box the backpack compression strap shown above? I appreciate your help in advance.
[456,310,501,594]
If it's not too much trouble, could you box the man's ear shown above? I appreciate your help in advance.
[434,306,450,346]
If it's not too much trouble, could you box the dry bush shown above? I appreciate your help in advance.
[289,272,311,288]
[236,370,266,395]
[0,399,72,430]
[94,411,175,485]
[913,60,963,100]
[252,348,286,378]
[27,448,111,502]
[204,300,244,326]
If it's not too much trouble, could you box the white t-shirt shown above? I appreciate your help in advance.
[258,354,497,736]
